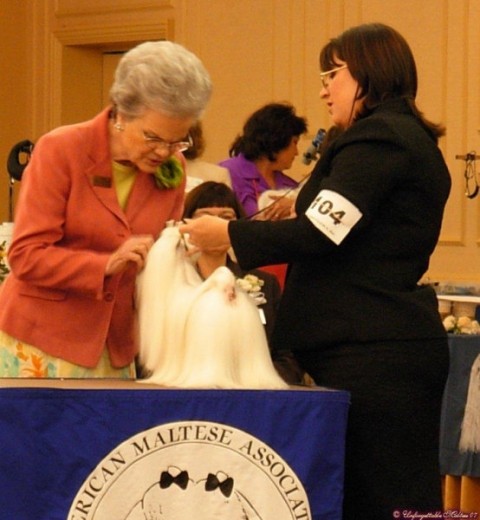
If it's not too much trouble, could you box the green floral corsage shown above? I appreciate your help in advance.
[153,156,184,189]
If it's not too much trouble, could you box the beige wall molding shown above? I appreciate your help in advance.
[53,0,172,17]
[52,21,172,47]
[41,0,175,130]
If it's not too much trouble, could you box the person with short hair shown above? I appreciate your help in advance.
[0,40,212,378]
[220,102,307,221]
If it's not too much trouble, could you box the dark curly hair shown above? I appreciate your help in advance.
[229,102,308,161]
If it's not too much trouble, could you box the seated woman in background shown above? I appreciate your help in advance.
[219,103,307,289]
[181,181,306,384]
[219,102,307,221]
[183,121,231,193]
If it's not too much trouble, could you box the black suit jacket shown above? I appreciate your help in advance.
[229,98,451,352]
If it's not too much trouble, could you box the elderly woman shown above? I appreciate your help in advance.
[0,41,212,378]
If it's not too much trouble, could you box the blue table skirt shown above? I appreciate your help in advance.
[0,380,350,520]
[440,334,480,476]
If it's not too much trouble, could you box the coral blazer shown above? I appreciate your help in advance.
[0,108,185,368]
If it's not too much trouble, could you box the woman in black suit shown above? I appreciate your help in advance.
[181,23,450,518]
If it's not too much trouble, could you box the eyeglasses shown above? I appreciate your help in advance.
[143,132,193,154]
[193,208,237,221]
[319,65,348,89]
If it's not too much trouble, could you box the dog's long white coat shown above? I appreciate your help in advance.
[136,227,287,389]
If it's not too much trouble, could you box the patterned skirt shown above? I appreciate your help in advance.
[0,330,135,379]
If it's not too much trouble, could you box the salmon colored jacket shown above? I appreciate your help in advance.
[0,108,185,368]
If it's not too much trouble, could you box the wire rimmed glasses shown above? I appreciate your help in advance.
[143,132,193,154]
[319,65,348,89]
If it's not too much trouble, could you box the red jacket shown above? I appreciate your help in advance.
[0,108,184,367]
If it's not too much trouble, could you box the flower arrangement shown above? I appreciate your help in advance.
[236,274,266,306]
[0,240,10,283]
[154,157,184,189]
[443,314,480,335]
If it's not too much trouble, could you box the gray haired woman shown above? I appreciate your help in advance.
[0,41,212,379]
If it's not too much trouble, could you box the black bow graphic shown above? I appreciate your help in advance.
[159,470,189,490]
[205,473,234,497]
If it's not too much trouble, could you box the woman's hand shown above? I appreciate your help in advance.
[105,235,154,276]
[179,216,230,254]
[256,195,295,221]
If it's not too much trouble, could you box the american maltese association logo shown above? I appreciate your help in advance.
[67,420,311,519]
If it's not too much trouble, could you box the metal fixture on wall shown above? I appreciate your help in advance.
[456,151,480,199]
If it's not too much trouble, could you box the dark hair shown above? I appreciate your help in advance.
[182,120,205,160]
[182,181,247,219]
[229,102,308,161]
[320,23,445,139]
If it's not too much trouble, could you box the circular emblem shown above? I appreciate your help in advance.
[68,420,311,519]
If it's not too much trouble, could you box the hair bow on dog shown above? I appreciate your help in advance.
[159,469,189,490]
[205,473,234,497]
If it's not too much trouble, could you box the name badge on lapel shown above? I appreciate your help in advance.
[92,175,112,188]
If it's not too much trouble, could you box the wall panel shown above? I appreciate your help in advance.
[0,0,31,221]
[177,0,282,170]
[427,0,480,281]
